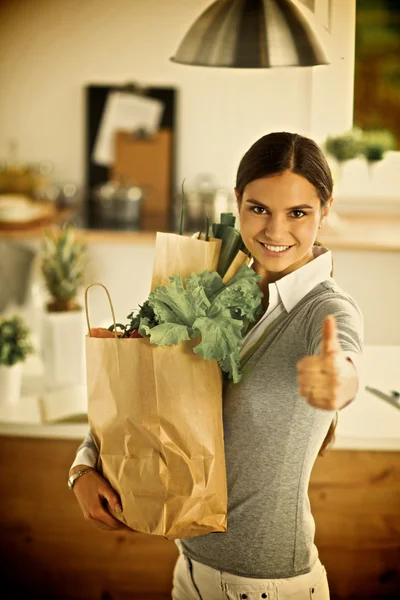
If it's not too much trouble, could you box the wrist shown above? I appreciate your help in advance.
[69,464,93,476]
[68,466,94,490]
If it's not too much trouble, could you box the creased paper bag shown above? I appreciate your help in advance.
[151,232,222,290]
[85,283,227,539]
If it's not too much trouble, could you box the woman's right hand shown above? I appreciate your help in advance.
[72,330,128,531]
[71,465,129,531]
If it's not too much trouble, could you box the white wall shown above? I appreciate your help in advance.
[0,0,355,190]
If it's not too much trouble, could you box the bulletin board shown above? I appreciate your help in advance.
[85,84,177,231]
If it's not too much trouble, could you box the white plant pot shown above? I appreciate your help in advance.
[0,363,23,406]
[41,309,86,390]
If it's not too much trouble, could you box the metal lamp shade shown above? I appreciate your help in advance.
[171,0,329,68]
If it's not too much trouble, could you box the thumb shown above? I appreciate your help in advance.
[321,315,341,355]
[101,484,123,512]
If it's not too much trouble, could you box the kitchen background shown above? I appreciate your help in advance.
[0,1,399,599]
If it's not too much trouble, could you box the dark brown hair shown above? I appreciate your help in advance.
[236,131,333,206]
[237,132,336,456]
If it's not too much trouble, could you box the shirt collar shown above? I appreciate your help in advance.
[272,246,332,313]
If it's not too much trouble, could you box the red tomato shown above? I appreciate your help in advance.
[129,329,142,338]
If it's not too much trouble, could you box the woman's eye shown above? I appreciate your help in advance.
[291,210,306,218]
[251,206,267,215]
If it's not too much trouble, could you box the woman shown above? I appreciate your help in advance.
[70,132,363,599]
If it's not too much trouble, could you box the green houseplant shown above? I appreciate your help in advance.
[360,129,396,176]
[41,225,87,312]
[40,225,88,390]
[0,315,34,405]
[325,128,364,176]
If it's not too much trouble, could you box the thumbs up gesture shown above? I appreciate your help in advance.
[296,316,358,410]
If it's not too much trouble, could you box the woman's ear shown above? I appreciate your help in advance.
[235,188,241,209]
[321,196,333,224]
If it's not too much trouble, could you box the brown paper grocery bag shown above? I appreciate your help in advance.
[151,232,222,290]
[85,283,227,539]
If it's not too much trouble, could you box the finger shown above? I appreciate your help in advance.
[297,373,329,390]
[95,519,128,531]
[90,506,124,529]
[321,316,341,355]
[297,356,333,372]
[297,356,320,371]
[90,327,115,338]
[100,486,123,513]
[306,394,337,411]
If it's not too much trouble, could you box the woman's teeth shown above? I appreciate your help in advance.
[261,243,291,253]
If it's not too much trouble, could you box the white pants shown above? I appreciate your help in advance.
[172,550,330,600]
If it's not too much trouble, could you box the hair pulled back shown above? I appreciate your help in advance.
[235,132,333,208]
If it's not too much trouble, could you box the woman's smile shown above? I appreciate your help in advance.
[258,241,295,256]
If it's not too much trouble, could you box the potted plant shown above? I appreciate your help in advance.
[325,128,364,179]
[40,225,87,390]
[0,315,34,406]
[360,129,396,177]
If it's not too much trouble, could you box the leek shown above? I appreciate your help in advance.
[212,213,243,277]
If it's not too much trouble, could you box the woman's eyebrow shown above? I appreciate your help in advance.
[245,199,314,210]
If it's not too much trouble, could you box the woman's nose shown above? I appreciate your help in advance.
[264,215,287,241]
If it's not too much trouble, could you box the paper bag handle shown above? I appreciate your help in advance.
[84,283,118,339]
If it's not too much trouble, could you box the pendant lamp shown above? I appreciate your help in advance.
[171,0,329,68]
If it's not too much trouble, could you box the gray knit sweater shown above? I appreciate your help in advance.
[180,280,363,578]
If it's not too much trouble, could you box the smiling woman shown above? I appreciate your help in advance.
[70,132,364,600]
[173,133,363,598]
[236,132,333,287]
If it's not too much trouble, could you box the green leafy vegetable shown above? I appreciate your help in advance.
[147,275,206,326]
[144,265,262,382]
[108,300,158,337]
[185,271,224,303]
[211,265,264,322]
[192,309,243,361]
[139,322,190,346]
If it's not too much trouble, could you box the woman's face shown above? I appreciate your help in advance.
[237,170,331,283]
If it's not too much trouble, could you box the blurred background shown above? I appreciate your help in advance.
[0,1,399,599]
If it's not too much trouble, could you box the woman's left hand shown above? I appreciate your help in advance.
[296,315,359,411]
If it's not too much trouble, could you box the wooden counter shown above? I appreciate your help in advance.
[0,436,398,600]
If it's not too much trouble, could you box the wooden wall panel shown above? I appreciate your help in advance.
[310,450,400,599]
[0,437,399,599]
